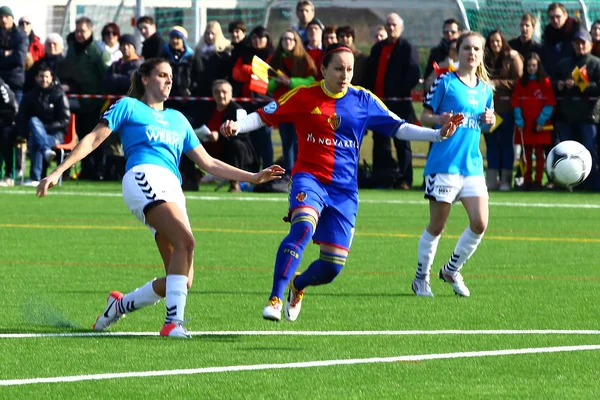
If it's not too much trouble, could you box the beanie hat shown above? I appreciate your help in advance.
[0,6,13,18]
[169,26,188,40]
[307,18,324,31]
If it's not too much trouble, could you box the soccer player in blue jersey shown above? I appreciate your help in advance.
[36,58,284,337]
[412,31,496,298]
[221,44,464,321]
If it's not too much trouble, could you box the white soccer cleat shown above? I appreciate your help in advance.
[412,278,434,297]
[93,291,125,330]
[262,296,283,321]
[284,279,305,321]
[159,321,191,338]
[439,269,470,297]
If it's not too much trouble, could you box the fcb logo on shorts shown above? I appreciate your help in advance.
[296,192,307,202]
[328,114,342,130]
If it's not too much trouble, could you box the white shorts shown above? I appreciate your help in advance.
[424,173,488,204]
[122,164,189,234]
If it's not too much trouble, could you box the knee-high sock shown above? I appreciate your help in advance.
[117,279,163,316]
[165,274,188,324]
[294,252,347,290]
[442,227,483,276]
[415,230,441,280]
[270,213,316,300]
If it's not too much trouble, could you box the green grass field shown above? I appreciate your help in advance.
[1,181,600,398]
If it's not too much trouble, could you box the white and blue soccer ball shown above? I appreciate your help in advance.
[546,140,592,187]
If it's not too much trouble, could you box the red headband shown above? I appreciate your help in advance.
[322,46,352,60]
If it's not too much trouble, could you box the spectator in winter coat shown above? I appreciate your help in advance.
[192,21,231,97]
[591,19,600,58]
[137,16,164,60]
[96,23,122,65]
[17,16,44,68]
[0,76,17,186]
[16,65,70,185]
[540,2,580,77]
[0,6,28,103]
[424,18,461,80]
[509,12,542,58]
[336,25,366,86]
[25,33,73,93]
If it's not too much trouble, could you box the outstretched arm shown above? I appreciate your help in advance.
[186,144,284,184]
[220,112,265,136]
[36,122,112,197]
[394,113,463,141]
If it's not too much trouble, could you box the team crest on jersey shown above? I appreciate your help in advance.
[327,114,342,130]
[296,192,307,202]
[263,101,278,114]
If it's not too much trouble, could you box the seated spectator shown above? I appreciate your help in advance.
[323,25,337,47]
[15,65,70,186]
[0,6,28,103]
[592,19,600,57]
[25,33,72,93]
[373,25,387,43]
[137,16,164,60]
[509,12,542,58]
[97,23,122,65]
[336,25,367,85]
[17,16,44,69]
[0,76,17,186]
[192,21,231,97]
[552,29,600,191]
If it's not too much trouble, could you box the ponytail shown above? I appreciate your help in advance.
[127,58,170,99]
[456,31,493,89]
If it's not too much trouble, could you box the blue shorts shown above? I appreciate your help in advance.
[288,173,357,251]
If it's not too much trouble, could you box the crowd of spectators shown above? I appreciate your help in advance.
[0,1,599,191]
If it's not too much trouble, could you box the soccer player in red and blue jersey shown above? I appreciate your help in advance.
[221,44,464,322]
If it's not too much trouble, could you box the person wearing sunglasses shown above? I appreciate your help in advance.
[97,22,122,65]
[423,18,462,81]
[18,16,44,66]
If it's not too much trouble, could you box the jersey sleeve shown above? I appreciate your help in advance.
[423,73,448,113]
[180,113,201,153]
[100,97,133,132]
[365,91,404,137]
[256,87,304,126]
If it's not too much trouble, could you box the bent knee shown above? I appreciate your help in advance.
[173,230,196,253]
[470,221,487,235]
[427,225,445,237]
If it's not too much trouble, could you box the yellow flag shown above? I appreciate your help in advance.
[572,65,590,92]
[251,56,270,83]
[489,112,503,133]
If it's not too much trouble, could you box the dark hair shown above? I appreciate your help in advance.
[336,25,355,39]
[296,0,314,11]
[36,63,53,77]
[128,58,169,99]
[484,29,512,71]
[75,16,93,29]
[136,16,155,27]
[102,23,120,38]
[322,43,353,68]
[250,25,273,50]
[443,18,461,30]
[228,20,247,34]
[520,52,547,86]
[323,25,336,36]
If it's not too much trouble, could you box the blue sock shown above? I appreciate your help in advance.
[294,251,347,291]
[270,213,316,300]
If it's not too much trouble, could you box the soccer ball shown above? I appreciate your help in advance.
[546,141,592,187]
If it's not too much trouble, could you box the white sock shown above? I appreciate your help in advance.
[443,227,483,276]
[165,274,189,324]
[415,230,441,281]
[118,279,163,316]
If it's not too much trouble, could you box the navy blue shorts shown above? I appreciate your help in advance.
[288,173,357,251]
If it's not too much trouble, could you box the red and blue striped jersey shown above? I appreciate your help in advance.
[257,81,404,189]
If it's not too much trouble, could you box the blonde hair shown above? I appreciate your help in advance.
[197,21,231,54]
[456,31,492,87]
[127,58,169,99]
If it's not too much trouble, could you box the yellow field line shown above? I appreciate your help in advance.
[1,223,600,243]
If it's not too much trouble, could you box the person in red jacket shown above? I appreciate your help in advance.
[511,52,556,190]
[268,29,317,175]
[18,16,44,65]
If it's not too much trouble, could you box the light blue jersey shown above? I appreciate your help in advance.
[101,97,200,182]
[423,72,494,176]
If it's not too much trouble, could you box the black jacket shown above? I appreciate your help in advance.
[141,32,165,60]
[552,53,600,123]
[0,77,17,127]
[508,37,542,58]
[24,54,75,93]
[424,39,451,79]
[0,26,28,90]
[540,17,580,77]
[16,83,71,136]
[104,58,143,95]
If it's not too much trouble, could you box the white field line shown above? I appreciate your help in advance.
[1,344,599,386]
[1,189,600,209]
[2,329,600,339]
